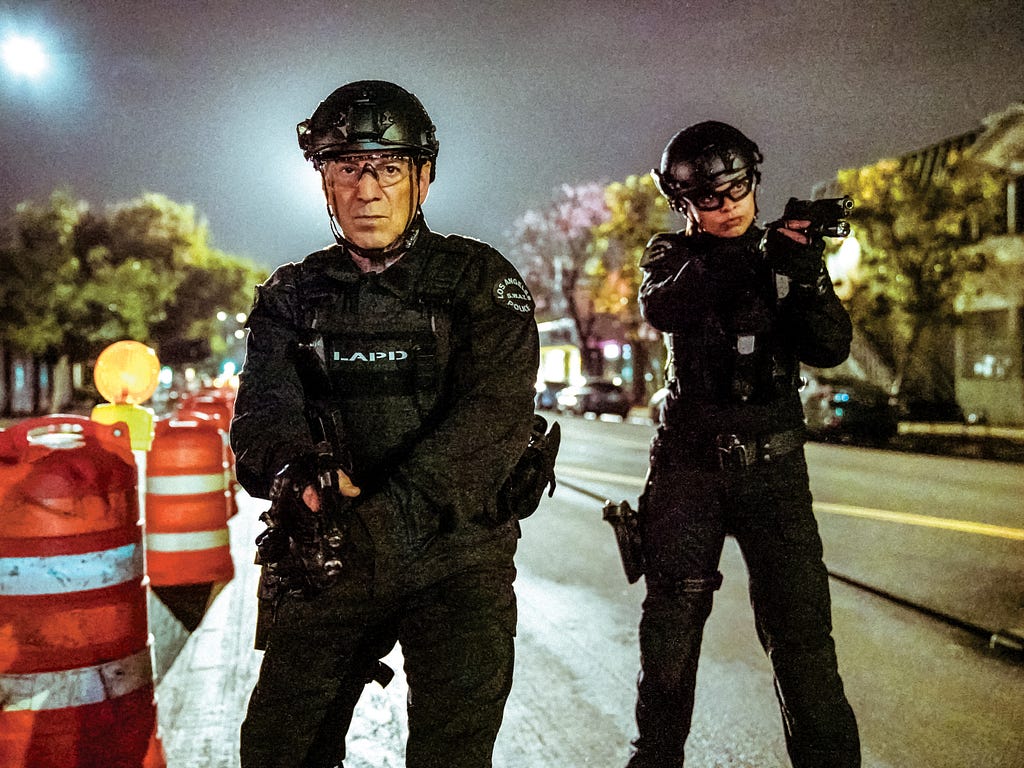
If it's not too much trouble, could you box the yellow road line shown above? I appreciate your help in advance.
[558,465,1024,541]
[814,502,1024,541]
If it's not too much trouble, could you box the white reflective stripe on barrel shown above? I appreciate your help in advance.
[0,543,143,596]
[0,647,152,711]
[146,528,230,553]
[146,472,226,495]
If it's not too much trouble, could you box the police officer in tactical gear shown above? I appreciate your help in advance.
[230,80,539,768]
[626,121,861,767]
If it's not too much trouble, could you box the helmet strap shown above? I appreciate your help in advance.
[322,160,426,262]
[682,201,700,235]
[328,209,423,262]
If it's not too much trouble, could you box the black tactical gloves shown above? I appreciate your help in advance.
[255,448,350,597]
[763,226,826,287]
[270,448,346,506]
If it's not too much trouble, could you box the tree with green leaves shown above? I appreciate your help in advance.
[0,189,83,412]
[0,190,80,353]
[0,190,267,414]
[834,154,1003,407]
[590,173,673,317]
[589,173,674,401]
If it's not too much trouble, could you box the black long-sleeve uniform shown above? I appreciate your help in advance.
[627,226,861,768]
[231,224,539,768]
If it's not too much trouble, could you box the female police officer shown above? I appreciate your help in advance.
[230,81,539,768]
[626,121,861,767]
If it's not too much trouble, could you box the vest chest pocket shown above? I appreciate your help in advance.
[324,330,439,398]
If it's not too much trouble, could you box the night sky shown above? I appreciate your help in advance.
[2,1,1022,270]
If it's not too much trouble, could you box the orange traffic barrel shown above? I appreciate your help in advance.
[177,392,233,426]
[195,385,236,406]
[177,394,239,518]
[0,414,165,768]
[145,417,234,587]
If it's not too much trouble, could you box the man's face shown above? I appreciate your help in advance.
[321,153,431,249]
[690,175,757,238]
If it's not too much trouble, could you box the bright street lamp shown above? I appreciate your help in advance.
[1,34,49,80]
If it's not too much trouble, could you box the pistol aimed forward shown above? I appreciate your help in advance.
[781,196,853,239]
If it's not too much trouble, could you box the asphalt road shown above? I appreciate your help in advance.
[508,414,1024,767]
[154,414,1024,767]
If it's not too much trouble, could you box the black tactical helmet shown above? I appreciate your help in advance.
[652,121,763,211]
[297,80,439,180]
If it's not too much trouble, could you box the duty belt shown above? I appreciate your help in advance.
[713,427,804,471]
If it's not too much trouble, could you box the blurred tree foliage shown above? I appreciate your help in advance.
[508,174,673,384]
[590,173,673,321]
[835,154,1002,400]
[0,189,267,410]
[507,175,673,384]
[507,182,611,375]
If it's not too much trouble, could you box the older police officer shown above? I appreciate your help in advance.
[231,81,539,768]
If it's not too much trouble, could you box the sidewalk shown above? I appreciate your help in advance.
[893,420,1024,462]
[153,494,411,768]
[152,498,263,766]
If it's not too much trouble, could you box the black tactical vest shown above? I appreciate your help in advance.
[666,232,800,408]
[291,235,472,486]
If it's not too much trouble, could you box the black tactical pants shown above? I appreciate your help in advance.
[240,555,517,768]
[628,445,860,768]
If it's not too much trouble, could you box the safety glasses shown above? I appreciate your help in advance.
[320,154,413,188]
[688,173,756,212]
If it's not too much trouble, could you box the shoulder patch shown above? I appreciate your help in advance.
[640,231,688,269]
[492,275,535,315]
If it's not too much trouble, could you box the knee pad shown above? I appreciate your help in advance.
[649,570,723,596]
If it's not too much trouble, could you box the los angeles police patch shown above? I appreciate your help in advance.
[492,275,534,314]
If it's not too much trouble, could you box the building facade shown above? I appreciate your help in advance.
[818,104,1024,426]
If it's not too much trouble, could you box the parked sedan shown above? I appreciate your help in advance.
[534,381,569,411]
[800,366,900,444]
[556,380,631,419]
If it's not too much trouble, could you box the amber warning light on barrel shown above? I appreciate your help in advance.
[91,341,161,451]
[94,340,161,404]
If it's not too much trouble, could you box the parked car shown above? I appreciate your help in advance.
[534,380,569,411]
[799,366,900,444]
[556,380,631,418]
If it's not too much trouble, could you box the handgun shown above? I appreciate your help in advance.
[780,196,853,238]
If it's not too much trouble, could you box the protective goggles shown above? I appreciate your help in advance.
[686,172,756,212]
[319,153,413,188]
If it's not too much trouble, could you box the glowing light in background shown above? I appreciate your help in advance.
[827,235,863,301]
[2,34,49,79]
